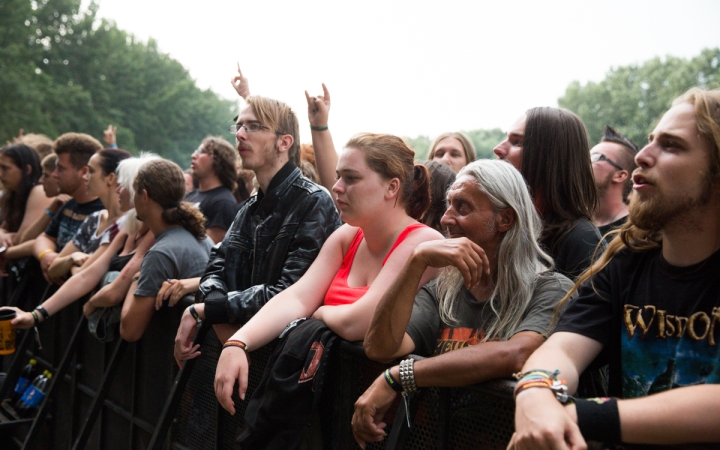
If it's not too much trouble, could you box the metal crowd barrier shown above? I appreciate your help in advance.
[0,262,537,450]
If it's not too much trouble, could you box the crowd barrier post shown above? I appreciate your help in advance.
[147,296,206,450]
[71,337,129,450]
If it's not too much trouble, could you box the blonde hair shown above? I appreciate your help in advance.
[117,152,161,234]
[551,87,720,327]
[427,131,477,167]
[246,95,300,166]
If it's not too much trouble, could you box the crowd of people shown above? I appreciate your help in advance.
[1,64,719,449]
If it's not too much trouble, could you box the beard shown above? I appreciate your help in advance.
[629,172,714,232]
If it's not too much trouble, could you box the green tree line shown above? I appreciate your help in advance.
[406,48,720,159]
[0,0,236,166]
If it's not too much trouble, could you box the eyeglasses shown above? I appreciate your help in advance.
[590,152,624,171]
[229,122,271,134]
[192,146,209,157]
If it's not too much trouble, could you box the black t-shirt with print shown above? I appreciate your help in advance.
[556,247,720,399]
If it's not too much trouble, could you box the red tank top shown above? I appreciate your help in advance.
[323,223,428,306]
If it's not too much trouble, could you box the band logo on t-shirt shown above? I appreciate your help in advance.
[434,327,486,355]
[622,303,720,399]
[624,304,720,344]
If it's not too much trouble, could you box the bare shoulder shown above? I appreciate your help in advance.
[27,184,51,205]
[329,223,361,255]
[402,225,444,246]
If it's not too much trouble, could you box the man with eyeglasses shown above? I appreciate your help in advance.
[174,95,341,365]
[185,136,239,244]
[590,126,638,243]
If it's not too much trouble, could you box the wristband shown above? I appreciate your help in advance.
[310,125,328,131]
[44,207,56,218]
[188,304,203,328]
[398,358,417,393]
[223,339,249,352]
[383,368,402,392]
[222,339,251,364]
[38,249,54,261]
[108,143,118,149]
[35,306,50,321]
[575,397,621,443]
[31,310,40,326]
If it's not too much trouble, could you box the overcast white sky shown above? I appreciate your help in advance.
[86,0,720,148]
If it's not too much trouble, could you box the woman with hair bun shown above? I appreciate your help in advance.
[210,129,443,447]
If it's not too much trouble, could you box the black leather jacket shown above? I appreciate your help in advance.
[200,162,341,325]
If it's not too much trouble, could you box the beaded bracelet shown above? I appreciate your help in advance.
[513,368,572,404]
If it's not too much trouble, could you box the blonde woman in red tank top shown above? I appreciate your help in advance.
[212,131,444,413]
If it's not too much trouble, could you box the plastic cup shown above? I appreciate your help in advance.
[0,309,17,355]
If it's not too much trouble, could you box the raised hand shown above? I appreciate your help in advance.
[230,62,250,99]
[305,83,331,127]
[103,125,117,147]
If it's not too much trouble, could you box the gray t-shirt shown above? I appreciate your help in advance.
[134,226,213,297]
[406,272,573,357]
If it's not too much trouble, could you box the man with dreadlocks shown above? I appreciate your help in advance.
[352,159,574,447]
[509,88,720,449]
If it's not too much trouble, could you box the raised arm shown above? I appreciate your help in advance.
[305,84,338,192]
[230,62,250,99]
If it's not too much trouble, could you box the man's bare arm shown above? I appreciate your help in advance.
[618,384,720,444]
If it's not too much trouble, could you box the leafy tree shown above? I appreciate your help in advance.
[1,0,236,167]
[466,128,505,160]
[559,48,720,146]
[405,135,431,160]
[405,128,504,162]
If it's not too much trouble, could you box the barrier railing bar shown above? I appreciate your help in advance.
[72,382,157,435]
[147,322,210,450]
[22,314,86,449]
[72,338,129,450]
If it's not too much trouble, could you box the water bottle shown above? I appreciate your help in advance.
[10,358,37,404]
[15,370,46,410]
[16,370,52,417]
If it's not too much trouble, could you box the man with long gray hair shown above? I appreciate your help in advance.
[352,159,573,447]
